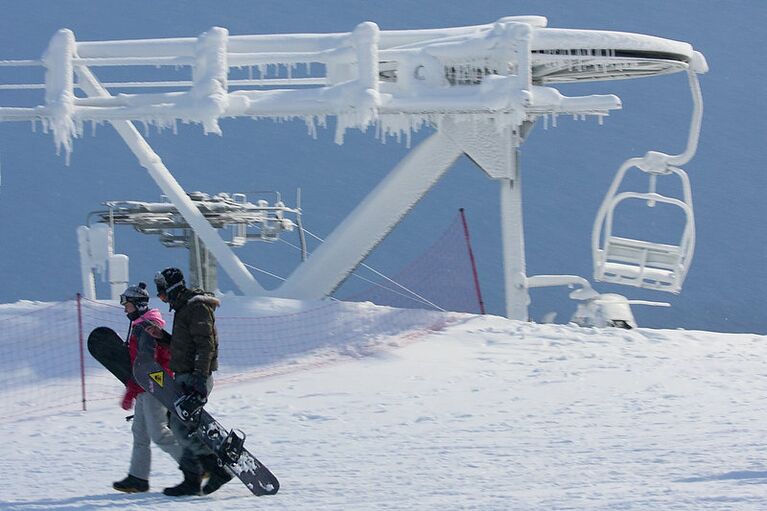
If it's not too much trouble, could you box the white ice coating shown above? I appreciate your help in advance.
[590,68,703,294]
[192,27,229,135]
[74,65,266,296]
[42,29,78,160]
[1,17,709,310]
[0,17,706,157]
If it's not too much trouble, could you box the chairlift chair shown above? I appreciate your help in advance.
[592,66,703,295]
[592,160,695,293]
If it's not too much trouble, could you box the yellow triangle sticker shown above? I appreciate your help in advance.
[149,371,164,387]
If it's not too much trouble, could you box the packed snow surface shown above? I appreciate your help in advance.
[1,298,766,510]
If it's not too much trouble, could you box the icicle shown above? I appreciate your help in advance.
[405,116,414,148]
[303,115,318,139]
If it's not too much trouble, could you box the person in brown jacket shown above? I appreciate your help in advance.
[151,267,233,497]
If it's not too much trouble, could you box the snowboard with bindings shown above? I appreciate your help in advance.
[131,333,280,497]
[88,326,279,496]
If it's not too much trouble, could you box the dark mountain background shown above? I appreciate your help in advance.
[0,0,764,333]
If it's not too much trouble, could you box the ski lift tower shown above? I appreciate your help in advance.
[0,17,707,320]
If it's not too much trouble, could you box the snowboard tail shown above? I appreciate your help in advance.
[87,326,131,384]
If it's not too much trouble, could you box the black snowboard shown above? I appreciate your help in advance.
[131,334,280,496]
[87,326,132,384]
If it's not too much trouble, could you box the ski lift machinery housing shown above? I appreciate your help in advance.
[0,16,707,325]
[80,191,302,298]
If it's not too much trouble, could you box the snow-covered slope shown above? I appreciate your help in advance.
[1,298,766,510]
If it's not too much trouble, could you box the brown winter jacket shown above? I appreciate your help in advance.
[167,288,220,375]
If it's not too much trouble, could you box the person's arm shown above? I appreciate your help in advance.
[189,302,216,375]
[144,321,172,346]
[135,324,158,355]
[156,329,173,346]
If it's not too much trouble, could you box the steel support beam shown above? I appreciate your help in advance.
[275,130,463,298]
[75,65,265,295]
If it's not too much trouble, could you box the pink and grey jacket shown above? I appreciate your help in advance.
[123,308,171,403]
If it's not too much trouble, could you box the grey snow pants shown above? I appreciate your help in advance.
[129,392,183,480]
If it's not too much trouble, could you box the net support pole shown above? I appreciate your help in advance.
[459,208,485,314]
[77,293,87,411]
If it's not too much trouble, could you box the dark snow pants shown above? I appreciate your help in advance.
[169,372,215,475]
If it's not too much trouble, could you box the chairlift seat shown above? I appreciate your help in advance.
[597,235,683,292]
[592,159,696,295]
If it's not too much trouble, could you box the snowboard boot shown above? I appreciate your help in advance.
[162,470,202,497]
[201,454,234,495]
[112,474,149,493]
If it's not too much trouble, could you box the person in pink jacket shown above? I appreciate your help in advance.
[112,282,182,493]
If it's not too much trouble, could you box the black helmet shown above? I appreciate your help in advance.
[154,267,185,298]
[120,282,150,309]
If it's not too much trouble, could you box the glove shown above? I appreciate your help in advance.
[143,323,164,340]
[121,393,135,411]
[182,371,209,399]
[121,380,142,410]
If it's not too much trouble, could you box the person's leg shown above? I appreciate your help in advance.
[173,373,217,462]
[163,411,203,496]
[184,373,233,494]
[169,404,204,475]
[128,393,152,480]
[200,454,234,495]
[113,394,150,492]
[164,373,211,496]
[144,394,183,463]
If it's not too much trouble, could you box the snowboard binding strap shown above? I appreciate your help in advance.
[218,429,246,465]
[173,393,207,423]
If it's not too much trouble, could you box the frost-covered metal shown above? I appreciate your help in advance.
[0,16,708,320]
[88,192,300,291]
[592,69,703,294]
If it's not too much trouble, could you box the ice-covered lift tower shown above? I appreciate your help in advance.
[0,16,707,320]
